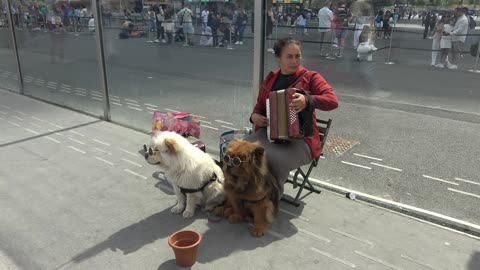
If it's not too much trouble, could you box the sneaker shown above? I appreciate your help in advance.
[435,63,445,68]
[267,48,274,53]
[154,39,160,43]
[235,41,240,45]
[335,52,342,58]
[239,41,244,45]
[447,64,458,69]
[371,45,378,51]
[430,62,436,66]
[161,39,166,43]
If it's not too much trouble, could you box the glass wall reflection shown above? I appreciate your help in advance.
[100,0,255,150]
[0,1,19,92]
[13,0,103,117]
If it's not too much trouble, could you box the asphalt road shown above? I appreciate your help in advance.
[1,23,480,225]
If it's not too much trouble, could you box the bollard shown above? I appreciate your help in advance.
[468,41,480,74]
[385,21,396,65]
[227,23,234,50]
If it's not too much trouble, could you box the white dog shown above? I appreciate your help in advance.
[144,131,226,218]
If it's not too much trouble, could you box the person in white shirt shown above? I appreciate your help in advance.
[177,4,194,46]
[445,7,469,69]
[201,7,209,32]
[88,16,95,32]
[437,15,454,68]
[317,1,333,56]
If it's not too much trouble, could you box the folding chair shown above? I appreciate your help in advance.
[282,118,333,207]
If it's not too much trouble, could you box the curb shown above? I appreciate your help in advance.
[289,172,480,238]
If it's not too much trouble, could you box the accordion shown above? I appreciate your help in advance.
[267,88,304,141]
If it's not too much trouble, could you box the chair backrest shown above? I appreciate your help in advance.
[315,118,333,163]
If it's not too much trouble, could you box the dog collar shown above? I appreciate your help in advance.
[179,173,218,195]
[242,194,267,204]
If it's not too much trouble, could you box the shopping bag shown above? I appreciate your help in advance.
[151,111,201,138]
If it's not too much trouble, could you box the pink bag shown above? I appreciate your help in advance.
[152,111,201,138]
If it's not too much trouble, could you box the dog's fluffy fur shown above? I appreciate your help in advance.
[145,131,226,218]
[215,139,280,237]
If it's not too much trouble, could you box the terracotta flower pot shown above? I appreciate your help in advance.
[168,230,202,267]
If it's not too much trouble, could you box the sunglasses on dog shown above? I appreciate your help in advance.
[223,154,245,167]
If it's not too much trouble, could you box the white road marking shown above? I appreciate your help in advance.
[109,94,120,99]
[146,107,157,111]
[47,81,58,85]
[0,110,6,114]
[279,208,310,221]
[121,158,143,168]
[92,139,110,146]
[29,122,42,128]
[199,120,212,124]
[32,117,45,122]
[309,247,356,268]
[91,97,102,102]
[221,125,236,130]
[60,89,72,93]
[354,251,403,270]
[126,102,140,107]
[92,147,112,155]
[448,188,480,199]
[454,177,480,186]
[91,90,103,95]
[11,115,24,121]
[61,84,71,88]
[124,98,138,103]
[111,102,122,106]
[90,92,103,98]
[25,128,39,135]
[165,108,180,112]
[400,254,438,270]
[353,153,383,161]
[370,162,403,172]
[266,228,285,239]
[67,146,86,154]
[128,106,142,111]
[7,121,20,127]
[119,148,139,157]
[48,123,63,129]
[124,169,147,180]
[201,124,218,130]
[341,161,372,170]
[215,119,234,125]
[297,227,331,243]
[69,130,85,137]
[76,87,87,91]
[13,110,27,116]
[75,93,87,97]
[422,175,459,186]
[191,114,206,119]
[68,138,86,145]
[47,129,63,136]
[95,156,114,166]
[44,136,61,144]
[47,85,57,89]
[329,228,374,246]
[144,103,158,108]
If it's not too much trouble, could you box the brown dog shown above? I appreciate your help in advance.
[214,139,280,237]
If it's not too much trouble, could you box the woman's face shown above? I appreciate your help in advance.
[277,44,302,75]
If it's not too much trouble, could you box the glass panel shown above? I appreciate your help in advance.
[0,2,19,92]
[262,1,480,225]
[13,0,103,117]
[100,0,255,151]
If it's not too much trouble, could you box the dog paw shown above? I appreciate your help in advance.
[228,213,243,224]
[250,226,267,237]
[182,209,195,218]
[171,205,184,214]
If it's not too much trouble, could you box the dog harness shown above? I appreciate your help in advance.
[179,173,218,195]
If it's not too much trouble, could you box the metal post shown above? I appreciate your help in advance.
[227,23,234,50]
[469,41,480,74]
[385,19,395,65]
[92,0,111,121]
[252,0,265,105]
[5,0,24,94]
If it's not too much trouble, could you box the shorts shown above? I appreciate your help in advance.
[336,28,348,39]
[183,23,194,34]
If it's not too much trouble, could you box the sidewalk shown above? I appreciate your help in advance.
[0,89,479,270]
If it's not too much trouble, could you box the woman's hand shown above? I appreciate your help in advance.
[290,93,307,113]
[251,113,268,127]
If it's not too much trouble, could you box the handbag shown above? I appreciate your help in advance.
[152,111,201,138]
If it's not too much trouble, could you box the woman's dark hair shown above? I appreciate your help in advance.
[273,38,301,57]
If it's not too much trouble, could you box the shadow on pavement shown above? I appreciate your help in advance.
[468,251,480,270]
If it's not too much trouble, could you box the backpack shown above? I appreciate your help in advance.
[468,16,476,30]
[375,15,382,24]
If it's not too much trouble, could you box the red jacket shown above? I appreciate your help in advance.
[252,66,339,160]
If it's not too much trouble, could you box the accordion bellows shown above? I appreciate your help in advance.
[267,88,303,141]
